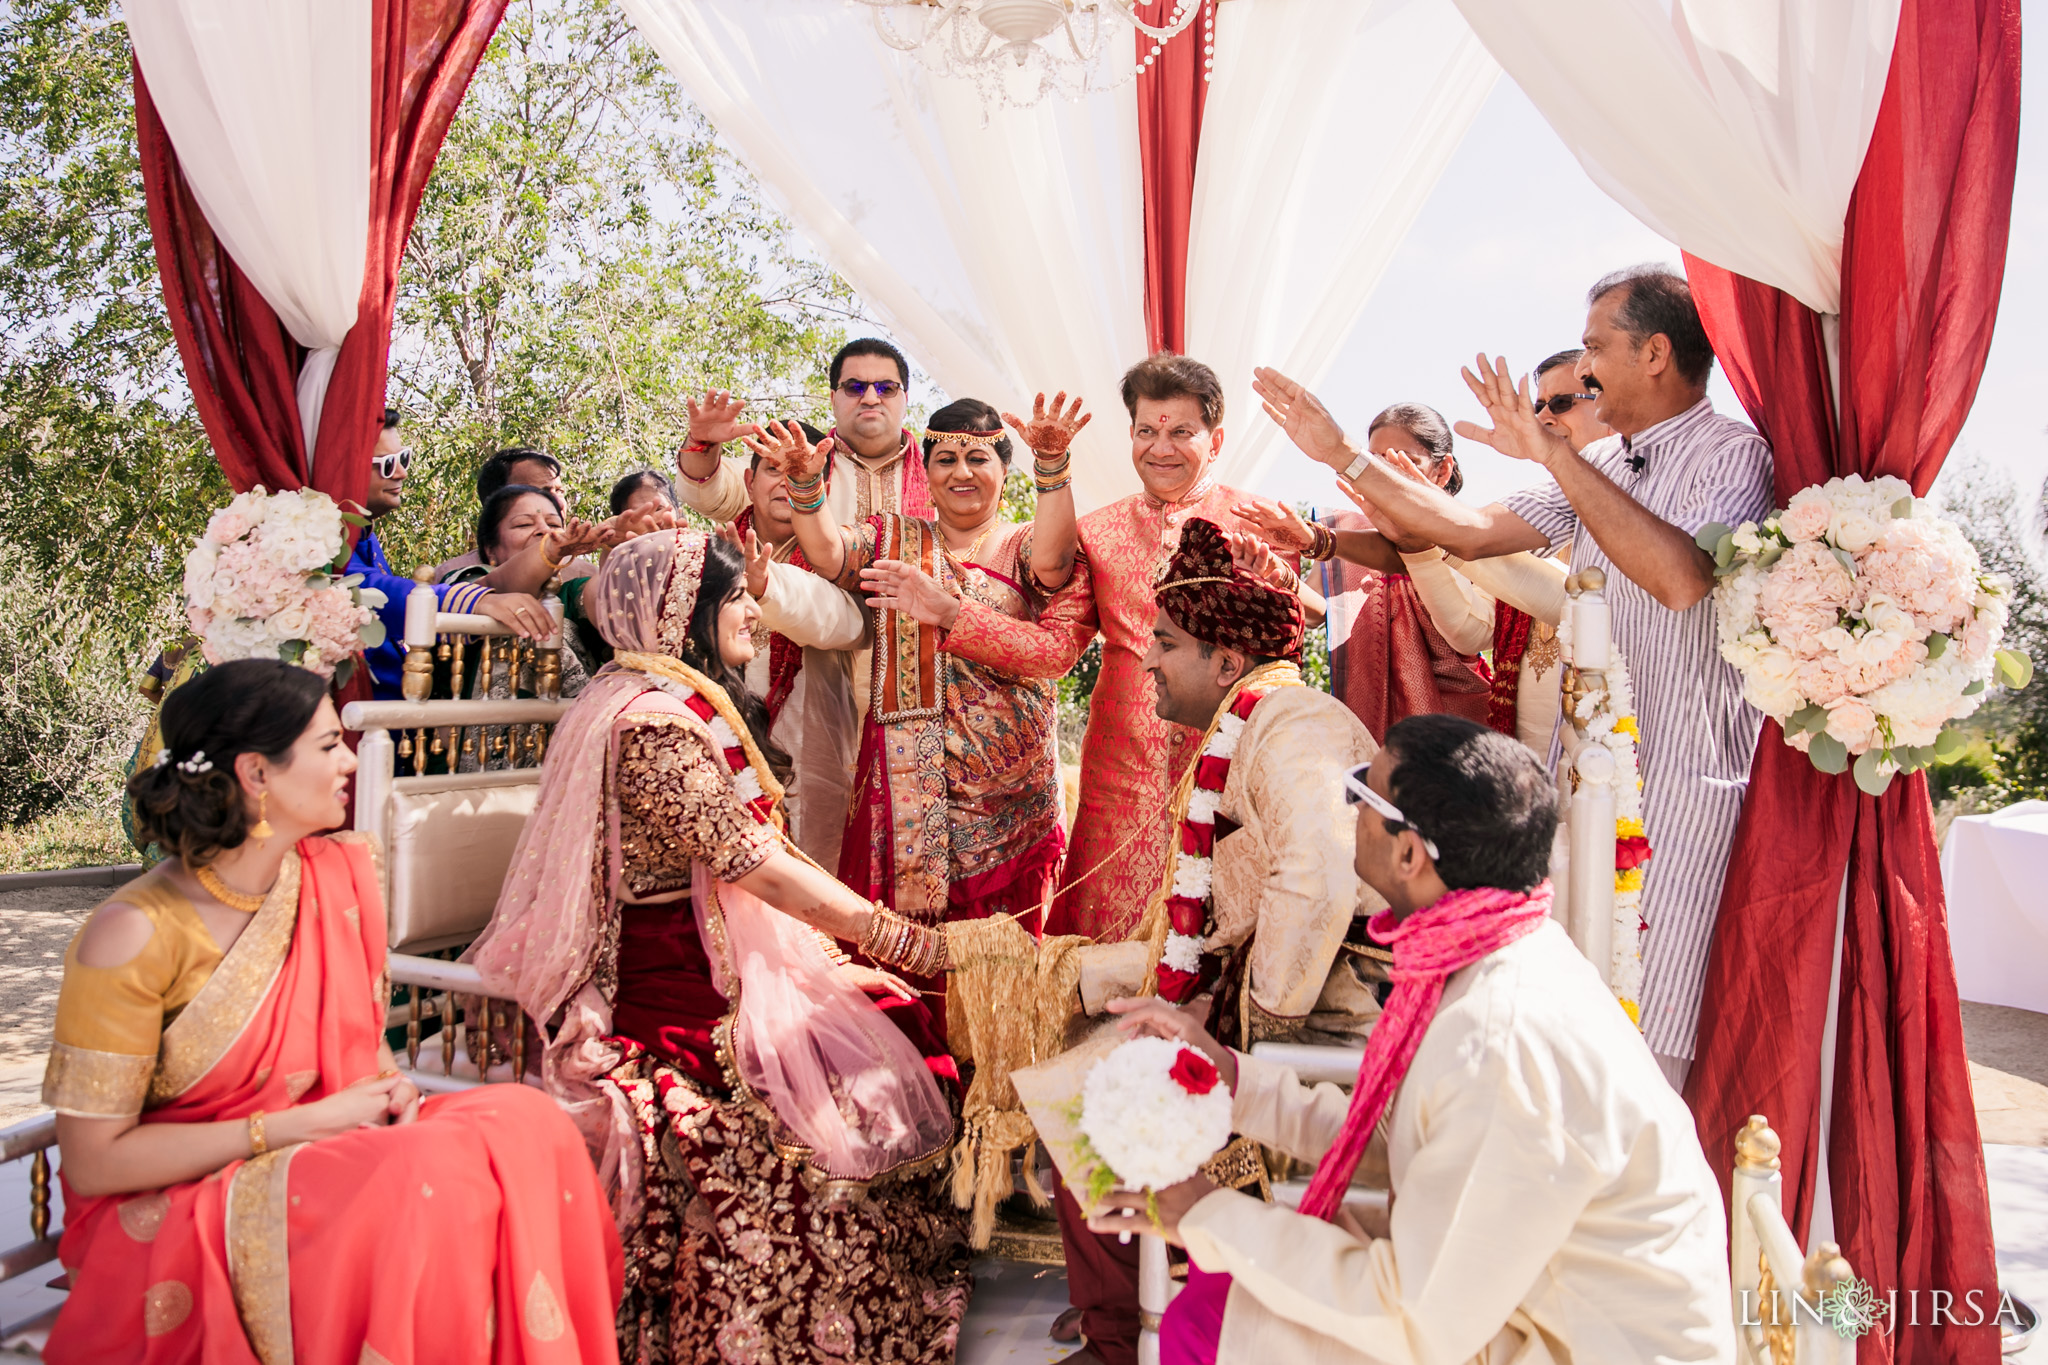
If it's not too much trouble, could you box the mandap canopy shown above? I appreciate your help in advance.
[131,2,2019,1359]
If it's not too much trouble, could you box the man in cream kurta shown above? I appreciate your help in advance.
[1087,715,1734,1365]
[1073,681,1384,1048]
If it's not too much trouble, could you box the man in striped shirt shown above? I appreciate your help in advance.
[1254,263,1773,1090]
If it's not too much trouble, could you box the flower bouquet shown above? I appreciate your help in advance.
[1700,474,2032,795]
[183,488,387,685]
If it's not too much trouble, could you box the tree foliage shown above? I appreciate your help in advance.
[378,0,855,574]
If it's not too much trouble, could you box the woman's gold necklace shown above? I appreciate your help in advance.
[195,864,269,913]
[942,516,1000,567]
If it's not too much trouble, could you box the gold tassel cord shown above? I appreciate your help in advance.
[941,915,1089,1248]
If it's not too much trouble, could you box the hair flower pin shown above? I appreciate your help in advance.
[152,748,171,769]
[175,750,214,775]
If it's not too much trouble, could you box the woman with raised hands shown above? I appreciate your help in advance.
[44,658,621,1364]
[1230,401,1494,743]
[467,528,971,1362]
[748,395,1096,1002]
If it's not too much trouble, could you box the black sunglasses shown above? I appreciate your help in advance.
[371,446,412,479]
[837,379,903,400]
[1533,393,1598,417]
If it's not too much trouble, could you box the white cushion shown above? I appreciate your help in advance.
[386,778,540,952]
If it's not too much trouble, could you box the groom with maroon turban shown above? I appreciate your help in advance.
[1049,518,1383,1365]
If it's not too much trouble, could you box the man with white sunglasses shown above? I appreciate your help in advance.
[343,407,554,699]
[1087,715,1733,1365]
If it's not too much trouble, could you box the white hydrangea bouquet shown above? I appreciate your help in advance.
[1699,473,2032,795]
[183,487,387,684]
[1069,1036,1234,1218]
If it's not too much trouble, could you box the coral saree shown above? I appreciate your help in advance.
[41,833,621,1365]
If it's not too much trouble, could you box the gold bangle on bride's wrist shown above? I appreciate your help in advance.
[858,904,949,977]
[248,1110,267,1157]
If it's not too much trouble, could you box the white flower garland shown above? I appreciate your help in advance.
[1160,714,1242,973]
[1557,604,1647,1025]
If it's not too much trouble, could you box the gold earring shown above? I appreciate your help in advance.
[250,791,274,841]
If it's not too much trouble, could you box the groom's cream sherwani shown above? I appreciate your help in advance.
[1180,920,1736,1365]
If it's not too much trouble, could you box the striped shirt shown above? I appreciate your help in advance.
[1501,398,1774,1060]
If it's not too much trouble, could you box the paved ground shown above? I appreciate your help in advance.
[0,879,2042,1356]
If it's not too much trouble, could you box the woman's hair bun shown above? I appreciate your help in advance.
[125,659,328,867]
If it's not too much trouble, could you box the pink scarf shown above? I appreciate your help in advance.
[1296,880,1555,1221]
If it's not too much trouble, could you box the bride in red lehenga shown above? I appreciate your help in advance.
[42,658,621,1364]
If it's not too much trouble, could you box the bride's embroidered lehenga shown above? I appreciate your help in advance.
[41,832,622,1364]
[469,530,970,1365]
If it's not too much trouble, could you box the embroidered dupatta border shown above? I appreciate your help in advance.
[148,852,302,1106]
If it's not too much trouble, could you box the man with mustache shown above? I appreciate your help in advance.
[1257,265,1772,1093]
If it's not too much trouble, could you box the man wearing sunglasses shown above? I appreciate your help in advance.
[1531,346,1613,454]
[343,408,558,699]
[1257,265,1773,1091]
[1085,715,1731,1365]
[671,337,922,528]
[1044,517,1378,1365]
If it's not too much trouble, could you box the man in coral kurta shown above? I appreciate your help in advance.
[1050,355,1322,941]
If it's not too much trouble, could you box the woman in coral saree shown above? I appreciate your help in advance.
[470,529,971,1364]
[44,658,620,1365]
[760,397,1092,994]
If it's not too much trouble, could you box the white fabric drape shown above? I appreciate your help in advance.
[127,0,372,465]
[1449,0,1900,314]
[1185,0,1497,493]
[619,0,1148,509]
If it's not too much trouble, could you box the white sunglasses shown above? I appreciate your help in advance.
[1344,762,1441,861]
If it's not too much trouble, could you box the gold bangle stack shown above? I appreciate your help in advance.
[857,905,949,978]
[247,1110,267,1157]
[1307,521,1338,562]
[785,469,828,514]
[1033,450,1073,495]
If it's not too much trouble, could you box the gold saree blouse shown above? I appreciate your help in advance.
[42,877,226,1120]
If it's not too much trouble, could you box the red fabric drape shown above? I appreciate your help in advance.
[1684,2,2019,1360]
[136,0,506,521]
[1135,1,1211,355]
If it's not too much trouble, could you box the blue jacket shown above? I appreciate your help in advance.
[344,528,491,699]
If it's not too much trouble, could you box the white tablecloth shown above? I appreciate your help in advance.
[1941,800,2048,1015]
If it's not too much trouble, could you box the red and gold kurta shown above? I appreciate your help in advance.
[1056,482,1280,941]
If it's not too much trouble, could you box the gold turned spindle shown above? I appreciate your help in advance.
[441,990,457,1076]
[450,635,467,697]
[513,1008,527,1084]
[406,985,421,1069]
[30,1149,50,1241]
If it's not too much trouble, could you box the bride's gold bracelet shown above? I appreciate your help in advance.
[857,905,950,977]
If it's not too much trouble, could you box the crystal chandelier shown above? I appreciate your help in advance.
[849,0,1214,110]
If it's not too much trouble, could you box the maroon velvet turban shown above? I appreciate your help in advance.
[1154,517,1305,660]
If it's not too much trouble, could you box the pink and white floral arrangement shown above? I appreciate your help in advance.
[1702,473,2032,795]
[183,487,386,683]
[1071,1036,1234,1215]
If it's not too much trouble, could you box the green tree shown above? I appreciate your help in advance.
[378,0,857,574]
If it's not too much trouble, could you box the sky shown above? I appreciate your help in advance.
[1241,22,2048,520]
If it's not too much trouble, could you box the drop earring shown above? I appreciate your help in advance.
[250,791,274,841]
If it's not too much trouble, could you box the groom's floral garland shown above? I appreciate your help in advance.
[617,652,782,828]
[1155,661,1304,1002]
[1556,608,1649,1026]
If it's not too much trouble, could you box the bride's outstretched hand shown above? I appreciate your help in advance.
[743,420,833,485]
[1252,367,1351,470]
[1228,497,1315,554]
[1455,355,1572,468]
[836,962,920,1001]
[1002,391,1091,456]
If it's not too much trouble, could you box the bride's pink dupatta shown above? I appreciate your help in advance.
[470,530,951,1215]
